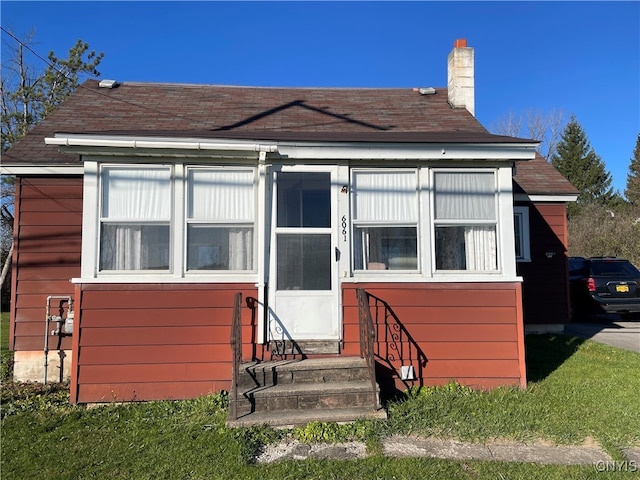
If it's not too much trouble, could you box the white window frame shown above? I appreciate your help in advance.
[431,169,500,274]
[513,206,531,262]
[350,168,421,274]
[347,165,517,282]
[185,166,258,273]
[80,159,259,282]
[97,163,174,274]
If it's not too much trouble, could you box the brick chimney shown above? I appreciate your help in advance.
[447,39,475,116]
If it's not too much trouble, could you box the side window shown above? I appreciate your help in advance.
[433,171,498,271]
[352,170,419,271]
[514,206,531,262]
[186,168,256,271]
[99,166,171,271]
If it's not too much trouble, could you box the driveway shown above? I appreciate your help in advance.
[565,319,640,353]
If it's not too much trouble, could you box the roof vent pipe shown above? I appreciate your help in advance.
[447,38,475,116]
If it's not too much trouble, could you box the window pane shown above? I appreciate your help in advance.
[514,213,523,259]
[354,227,418,270]
[277,173,331,228]
[187,225,253,270]
[277,234,331,290]
[188,169,254,221]
[352,171,417,222]
[102,167,171,220]
[435,226,497,271]
[100,224,170,270]
[434,172,495,220]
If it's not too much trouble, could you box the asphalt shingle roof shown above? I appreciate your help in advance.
[2,79,577,196]
[514,153,579,196]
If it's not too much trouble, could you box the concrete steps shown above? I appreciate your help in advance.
[227,357,386,427]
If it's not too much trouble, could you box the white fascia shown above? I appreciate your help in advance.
[44,133,538,161]
[0,164,84,175]
[514,193,578,203]
[277,142,539,161]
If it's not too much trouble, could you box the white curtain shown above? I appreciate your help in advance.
[188,169,254,222]
[434,172,498,271]
[100,224,169,270]
[114,226,142,270]
[187,169,255,271]
[100,168,171,271]
[102,167,171,220]
[228,228,253,270]
[464,226,497,270]
[353,171,417,222]
[434,172,495,220]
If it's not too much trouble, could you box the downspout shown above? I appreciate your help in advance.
[256,149,269,345]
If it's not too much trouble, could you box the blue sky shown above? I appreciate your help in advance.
[2,1,639,195]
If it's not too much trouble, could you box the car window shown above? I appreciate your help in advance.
[590,261,640,277]
[569,258,588,276]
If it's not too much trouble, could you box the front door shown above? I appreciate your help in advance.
[268,167,339,345]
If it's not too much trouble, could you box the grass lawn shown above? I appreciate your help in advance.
[1,333,639,479]
[1,311,9,350]
[1,311,13,382]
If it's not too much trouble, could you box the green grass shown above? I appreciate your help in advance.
[385,335,640,452]
[1,311,9,350]
[1,334,639,479]
[0,311,12,382]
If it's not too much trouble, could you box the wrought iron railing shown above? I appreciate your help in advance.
[229,292,243,421]
[367,292,427,390]
[356,288,379,410]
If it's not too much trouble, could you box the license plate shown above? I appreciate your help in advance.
[616,284,629,293]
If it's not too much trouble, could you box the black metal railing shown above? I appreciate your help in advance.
[367,293,427,390]
[229,292,243,421]
[356,288,379,410]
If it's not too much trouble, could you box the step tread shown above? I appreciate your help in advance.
[241,380,377,398]
[227,406,387,428]
[241,357,367,373]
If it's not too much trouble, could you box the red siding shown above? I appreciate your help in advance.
[342,282,526,391]
[72,283,258,404]
[516,202,570,325]
[11,177,82,352]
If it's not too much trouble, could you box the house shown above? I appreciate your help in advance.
[1,40,577,417]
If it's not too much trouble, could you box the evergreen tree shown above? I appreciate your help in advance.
[625,133,640,208]
[550,115,615,216]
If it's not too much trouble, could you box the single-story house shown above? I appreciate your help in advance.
[1,40,578,417]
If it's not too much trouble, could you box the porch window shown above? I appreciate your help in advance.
[186,168,255,271]
[352,170,418,271]
[434,172,498,271]
[99,167,171,270]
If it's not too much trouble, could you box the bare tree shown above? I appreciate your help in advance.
[490,108,565,160]
[1,30,103,295]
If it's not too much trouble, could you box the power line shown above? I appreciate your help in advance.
[1,27,66,76]
[0,27,192,123]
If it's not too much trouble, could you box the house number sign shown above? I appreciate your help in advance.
[341,215,348,242]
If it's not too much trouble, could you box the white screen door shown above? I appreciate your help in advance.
[268,167,339,342]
